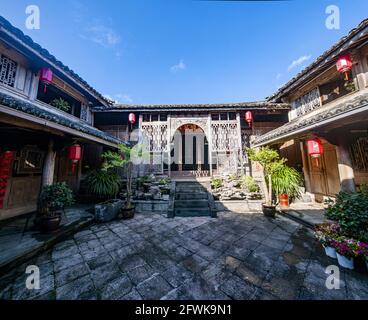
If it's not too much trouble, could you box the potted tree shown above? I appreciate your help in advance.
[102,144,136,219]
[247,147,285,217]
[272,165,303,208]
[37,182,74,233]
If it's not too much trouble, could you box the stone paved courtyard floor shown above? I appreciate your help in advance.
[1,211,367,300]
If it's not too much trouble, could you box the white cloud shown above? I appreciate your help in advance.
[287,55,311,71]
[104,93,133,104]
[85,25,121,48]
[170,59,186,73]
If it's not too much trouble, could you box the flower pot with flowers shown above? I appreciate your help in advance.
[330,237,359,270]
[314,223,341,259]
[356,241,368,271]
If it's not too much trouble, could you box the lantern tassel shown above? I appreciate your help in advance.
[44,84,47,93]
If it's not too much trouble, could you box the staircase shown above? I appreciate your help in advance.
[172,181,216,218]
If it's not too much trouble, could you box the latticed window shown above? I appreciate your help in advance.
[0,54,17,88]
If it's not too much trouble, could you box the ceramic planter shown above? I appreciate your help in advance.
[336,252,354,270]
[38,214,62,233]
[279,194,289,208]
[121,206,135,219]
[323,245,337,259]
[262,204,276,218]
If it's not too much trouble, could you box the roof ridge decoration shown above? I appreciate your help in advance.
[94,101,290,111]
[267,18,368,102]
[0,15,112,106]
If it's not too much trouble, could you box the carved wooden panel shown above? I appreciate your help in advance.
[211,121,239,151]
[0,54,17,88]
[141,123,168,152]
[291,88,321,120]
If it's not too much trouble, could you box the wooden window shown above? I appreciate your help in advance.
[220,113,228,120]
[319,72,355,105]
[211,113,219,120]
[228,112,236,120]
[160,114,167,121]
[151,114,159,122]
[0,54,17,88]
[143,114,150,122]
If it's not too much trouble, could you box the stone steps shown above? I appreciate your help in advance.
[173,181,214,217]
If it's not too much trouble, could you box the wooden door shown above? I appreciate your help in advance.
[322,144,341,195]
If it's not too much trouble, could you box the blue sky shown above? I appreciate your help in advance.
[0,0,367,104]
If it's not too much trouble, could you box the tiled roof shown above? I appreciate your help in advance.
[0,16,112,106]
[0,91,123,146]
[94,101,290,112]
[267,18,368,102]
[252,92,368,147]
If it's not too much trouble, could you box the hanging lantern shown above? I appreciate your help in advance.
[245,111,253,127]
[336,54,353,81]
[307,138,324,158]
[68,144,81,174]
[128,113,136,124]
[39,68,53,93]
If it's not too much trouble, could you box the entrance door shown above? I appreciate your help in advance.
[308,141,340,200]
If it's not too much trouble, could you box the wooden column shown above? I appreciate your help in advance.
[167,114,171,177]
[336,142,356,193]
[236,113,244,174]
[42,138,56,187]
[299,141,312,192]
[208,115,213,177]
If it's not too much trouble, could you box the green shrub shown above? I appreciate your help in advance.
[272,165,303,199]
[50,98,70,112]
[83,170,121,199]
[240,175,260,193]
[211,177,223,189]
[39,182,74,213]
[325,189,368,241]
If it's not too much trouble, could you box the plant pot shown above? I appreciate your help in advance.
[323,245,337,259]
[262,204,276,218]
[279,194,289,208]
[336,252,354,270]
[121,206,135,219]
[95,199,124,223]
[38,214,61,233]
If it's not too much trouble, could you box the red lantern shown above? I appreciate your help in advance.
[307,138,324,158]
[128,113,136,124]
[68,144,82,174]
[336,54,353,81]
[245,111,253,127]
[39,68,53,93]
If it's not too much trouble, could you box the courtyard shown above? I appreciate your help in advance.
[1,211,367,300]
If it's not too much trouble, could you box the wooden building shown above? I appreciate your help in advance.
[94,102,289,178]
[0,17,122,220]
[253,19,368,202]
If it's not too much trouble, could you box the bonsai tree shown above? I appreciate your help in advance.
[247,147,285,206]
[38,182,74,216]
[101,144,134,209]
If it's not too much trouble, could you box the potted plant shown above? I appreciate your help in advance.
[37,182,74,232]
[247,147,285,217]
[314,223,341,259]
[83,168,124,222]
[50,98,70,112]
[102,144,136,219]
[330,237,359,270]
[356,241,368,271]
[272,165,303,208]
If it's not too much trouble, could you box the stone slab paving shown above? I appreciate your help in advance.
[0,205,94,274]
[1,211,368,300]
